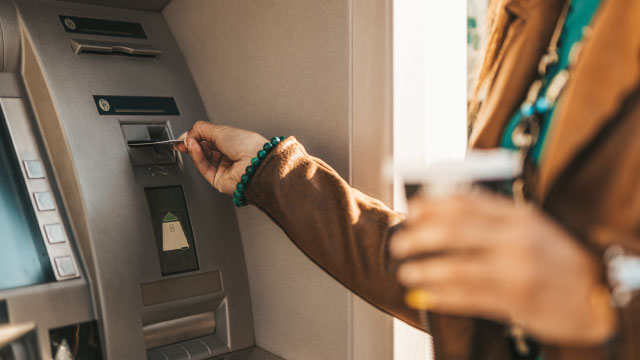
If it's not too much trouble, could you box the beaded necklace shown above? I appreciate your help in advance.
[508,0,601,356]
[510,0,596,204]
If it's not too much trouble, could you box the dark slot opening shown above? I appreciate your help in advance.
[50,321,103,360]
[78,50,157,58]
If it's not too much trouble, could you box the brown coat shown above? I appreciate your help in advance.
[245,0,640,359]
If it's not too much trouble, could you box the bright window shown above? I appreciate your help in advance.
[392,0,488,358]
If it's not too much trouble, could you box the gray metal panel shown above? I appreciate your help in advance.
[16,0,255,358]
[57,0,170,12]
[0,0,20,72]
[0,73,22,96]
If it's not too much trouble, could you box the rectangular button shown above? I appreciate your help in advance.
[23,160,45,179]
[34,191,55,211]
[54,256,77,277]
[44,224,66,244]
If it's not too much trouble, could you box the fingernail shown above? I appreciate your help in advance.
[187,138,193,152]
[405,289,436,310]
[178,132,188,140]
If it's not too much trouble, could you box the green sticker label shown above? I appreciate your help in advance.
[163,212,178,222]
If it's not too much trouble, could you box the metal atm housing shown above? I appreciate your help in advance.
[0,0,279,358]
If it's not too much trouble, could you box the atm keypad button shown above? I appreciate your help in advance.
[23,160,45,179]
[45,224,66,244]
[34,191,55,211]
[54,256,77,277]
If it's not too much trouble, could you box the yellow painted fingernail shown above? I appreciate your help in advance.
[405,289,436,310]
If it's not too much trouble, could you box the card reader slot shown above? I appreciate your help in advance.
[122,124,177,165]
[69,38,162,58]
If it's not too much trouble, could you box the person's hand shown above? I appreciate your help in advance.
[389,192,617,345]
[174,121,268,195]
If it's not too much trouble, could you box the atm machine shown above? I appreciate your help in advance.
[0,0,281,358]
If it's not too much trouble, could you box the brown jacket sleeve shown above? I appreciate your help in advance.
[244,137,426,331]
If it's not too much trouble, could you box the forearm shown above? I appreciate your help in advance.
[244,137,425,330]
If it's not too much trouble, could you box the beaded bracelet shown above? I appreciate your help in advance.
[233,136,287,207]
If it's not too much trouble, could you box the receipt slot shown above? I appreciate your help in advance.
[145,186,199,276]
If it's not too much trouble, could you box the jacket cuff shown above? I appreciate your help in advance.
[243,136,305,209]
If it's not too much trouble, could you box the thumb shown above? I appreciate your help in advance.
[186,121,267,161]
[185,121,227,149]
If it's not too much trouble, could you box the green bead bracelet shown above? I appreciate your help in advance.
[233,136,287,207]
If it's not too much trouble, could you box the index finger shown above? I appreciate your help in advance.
[186,121,230,144]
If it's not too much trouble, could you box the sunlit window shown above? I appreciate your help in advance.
[393,0,488,358]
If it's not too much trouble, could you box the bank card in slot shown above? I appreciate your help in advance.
[128,139,185,147]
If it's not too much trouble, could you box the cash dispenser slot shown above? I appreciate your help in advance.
[69,38,161,58]
[141,273,228,358]
[59,15,147,38]
[143,312,216,349]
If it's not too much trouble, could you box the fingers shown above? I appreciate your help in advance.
[406,191,515,226]
[390,221,487,258]
[174,131,188,153]
[398,257,507,320]
[392,193,517,259]
[397,256,487,289]
[186,121,229,143]
[178,121,268,161]
[186,138,219,187]
[176,121,269,195]
[409,285,506,320]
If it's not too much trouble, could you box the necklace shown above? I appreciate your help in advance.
[508,0,601,355]
[510,0,595,204]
